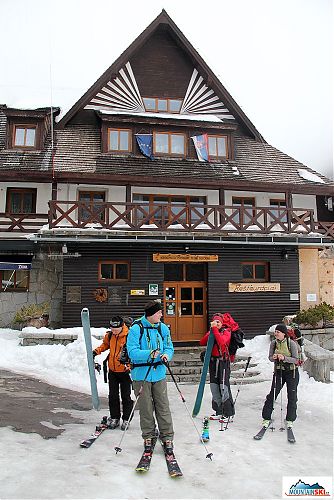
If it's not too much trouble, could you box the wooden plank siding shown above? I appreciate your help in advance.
[62,243,300,339]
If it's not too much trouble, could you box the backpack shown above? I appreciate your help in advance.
[286,328,305,366]
[229,328,245,356]
[119,320,163,365]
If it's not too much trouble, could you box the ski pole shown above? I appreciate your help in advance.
[164,360,213,460]
[224,356,251,431]
[114,350,158,454]
[219,365,226,432]
[279,363,284,431]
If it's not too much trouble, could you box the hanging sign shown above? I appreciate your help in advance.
[130,289,145,296]
[229,283,281,293]
[153,253,218,262]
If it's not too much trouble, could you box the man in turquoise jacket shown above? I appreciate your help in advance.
[127,300,174,453]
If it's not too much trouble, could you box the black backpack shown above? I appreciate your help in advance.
[119,320,163,365]
[229,328,245,356]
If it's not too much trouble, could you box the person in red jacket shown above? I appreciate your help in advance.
[200,313,235,420]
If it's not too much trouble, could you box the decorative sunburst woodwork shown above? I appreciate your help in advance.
[85,62,145,112]
[180,69,234,119]
[85,63,235,120]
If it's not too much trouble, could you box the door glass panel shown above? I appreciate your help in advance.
[180,303,192,315]
[194,302,203,315]
[186,264,205,281]
[164,264,183,281]
[165,287,176,300]
[194,287,203,300]
[181,287,192,300]
[166,302,176,316]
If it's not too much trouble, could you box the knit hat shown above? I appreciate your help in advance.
[110,315,124,328]
[144,300,163,317]
[212,315,223,322]
[275,323,288,335]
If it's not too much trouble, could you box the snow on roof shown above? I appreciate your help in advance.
[298,168,325,184]
[98,109,226,122]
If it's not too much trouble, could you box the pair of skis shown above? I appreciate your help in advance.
[253,422,296,443]
[135,437,183,477]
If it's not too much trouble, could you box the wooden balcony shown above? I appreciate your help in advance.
[44,200,334,238]
[0,201,333,238]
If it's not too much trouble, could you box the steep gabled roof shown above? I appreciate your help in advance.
[57,10,263,141]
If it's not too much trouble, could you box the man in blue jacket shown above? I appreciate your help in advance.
[127,300,174,452]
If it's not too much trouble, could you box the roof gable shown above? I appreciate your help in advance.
[58,10,263,140]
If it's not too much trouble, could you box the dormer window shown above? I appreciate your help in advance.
[154,131,185,156]
[143,97,182,113]
[208,135,227,159]
[13,124,36,149]
[108,128,131,152]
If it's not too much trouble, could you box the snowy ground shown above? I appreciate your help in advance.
[0,327,332,500]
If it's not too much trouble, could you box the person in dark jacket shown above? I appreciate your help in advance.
[93,315,133,430]
[200,313,235,420]
[261,323,300,429]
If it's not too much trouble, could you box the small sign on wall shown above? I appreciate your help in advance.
[290,293,299,301]
[307,293,317,302]
[229,282,280,293]
[149,284,158,296]
[130,289,145,296]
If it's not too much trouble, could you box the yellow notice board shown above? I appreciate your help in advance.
[130,289,145,296]
[153,253,218,262]
[229,283,281,293]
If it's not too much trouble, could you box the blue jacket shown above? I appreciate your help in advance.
[127,315,174,382]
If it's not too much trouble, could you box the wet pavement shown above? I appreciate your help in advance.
[0,369,108,439]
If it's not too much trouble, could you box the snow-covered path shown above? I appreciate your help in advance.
[0,329,332,499]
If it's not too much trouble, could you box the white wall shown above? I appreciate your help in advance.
[0,182,52,212]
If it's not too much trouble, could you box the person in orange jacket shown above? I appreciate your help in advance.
[93,315,133,430]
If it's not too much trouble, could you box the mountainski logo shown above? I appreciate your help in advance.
[283,477,332,497]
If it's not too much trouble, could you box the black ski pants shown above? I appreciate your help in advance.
[262,368,299,422]
[108,371,133,421]
[209,358,235,418]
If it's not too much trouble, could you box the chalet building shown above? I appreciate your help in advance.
[0,11,333,340]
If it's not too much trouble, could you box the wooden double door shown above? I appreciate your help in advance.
[163,281,207,341]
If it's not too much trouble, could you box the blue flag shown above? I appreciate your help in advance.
[136,134,153,159]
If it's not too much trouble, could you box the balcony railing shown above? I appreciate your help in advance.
[44,200,334,238]
[0,201,333,238]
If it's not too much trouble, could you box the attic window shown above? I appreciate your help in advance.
[143,97,182,114]
[13,125,36,149]
[108,128,131,152]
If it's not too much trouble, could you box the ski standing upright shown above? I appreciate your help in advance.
[81,307,100,410]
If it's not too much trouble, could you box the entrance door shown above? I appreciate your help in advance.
[163,282,207,341]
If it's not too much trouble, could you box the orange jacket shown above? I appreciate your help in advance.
[93,325,129,373]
